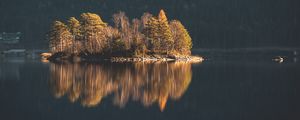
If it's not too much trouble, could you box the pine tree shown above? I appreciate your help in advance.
[157,9,173,54]
[48,21,73,54]
[67,17,82,55]
[170,20,192,55]
[144,17,160,53]
[68,17,81,40]
[80,13,107,54]
[47,11,193,57]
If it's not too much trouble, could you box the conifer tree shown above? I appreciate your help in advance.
[157,9,173,54]
[47,10,193,57]
[80,13,107,54]
[68,17,81,40]
[170,20,192,55]
[48,21,73,54]
[144,17,160,52]
[67,17,82,55]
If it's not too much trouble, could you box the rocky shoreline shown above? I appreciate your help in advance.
[41,53,204,63]
[110,56,203,63]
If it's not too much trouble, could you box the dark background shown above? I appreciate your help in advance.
[0,0,299,49]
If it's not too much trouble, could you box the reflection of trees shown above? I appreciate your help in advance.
[49,62,192,111]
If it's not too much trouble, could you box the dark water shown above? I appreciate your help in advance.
[0,51,300,120]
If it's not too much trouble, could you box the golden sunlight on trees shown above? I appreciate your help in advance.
[47,9,193,58]
[158,10,174,54]
[67,17,82,55]
[80,13,108,54]
[48,21,73,54]
[80,13,107,54]
[170,20,192,55]
[113,12,132,50]
[145,17,160,52]
[131,18,147,56]
[141,12,153,29]
[49,62,192,111]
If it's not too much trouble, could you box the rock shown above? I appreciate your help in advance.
[40,52,52,59]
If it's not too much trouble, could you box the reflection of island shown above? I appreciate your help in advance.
[49,62,192,111]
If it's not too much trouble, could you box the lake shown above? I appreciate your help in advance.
[0,50,300,120]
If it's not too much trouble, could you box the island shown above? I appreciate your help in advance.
[43,9,203,62]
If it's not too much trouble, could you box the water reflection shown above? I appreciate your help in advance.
[49,62,192,111]
[0,61,22,81]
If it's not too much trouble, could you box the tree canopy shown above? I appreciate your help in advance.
[48,10,193,57]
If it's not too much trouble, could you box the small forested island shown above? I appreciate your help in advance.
[45,9,203,62]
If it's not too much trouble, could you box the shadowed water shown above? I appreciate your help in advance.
[0,51,300,120]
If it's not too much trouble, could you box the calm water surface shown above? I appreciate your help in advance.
[0,52,300,120]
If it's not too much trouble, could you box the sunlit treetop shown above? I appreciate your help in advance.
[68,17,80,29]
[51,21,68,31]
[80,13,107,27]
[158,9,168,22]
[67,17,81,37]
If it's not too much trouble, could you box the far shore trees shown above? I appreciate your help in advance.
[48,9,193,58]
